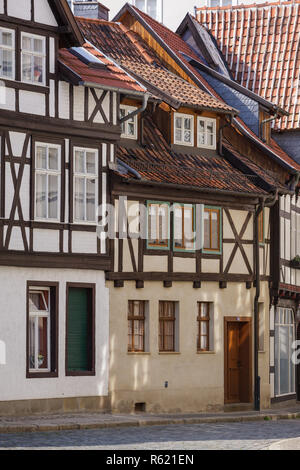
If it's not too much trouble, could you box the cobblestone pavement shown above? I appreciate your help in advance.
[1,419,300,450]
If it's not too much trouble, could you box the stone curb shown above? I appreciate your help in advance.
[0,411,300,434]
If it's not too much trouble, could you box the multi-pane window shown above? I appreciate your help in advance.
[174,113,194,146]
[21,33,45,85]
[173,204,195,251]
[0,28,14,80]
[203,207,221,253]
[120,105,138,139]
[147,202,169,249]
[74,148,98,223]
[134,0,161,21]
[197,303,210,352]
[28,288,51,372]
[35,143,61,221]
[274,308,295,397]
[197,117,216,149]
[159,301,176,352]
[128,301,146,352]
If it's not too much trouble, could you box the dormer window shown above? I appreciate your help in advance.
[174,113,194,146]
[0,28,14,80]
[120,105,138,140]
[21,33,46,85]
[197,117,216,150]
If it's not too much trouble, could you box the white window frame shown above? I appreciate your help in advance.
[132,0,163,22]
[120,105,138,140]
[174,113,194,147]
[73,147,99,225]
[35,143,61,222]
[197,117,217,150]
[0,27,15,81]
[274,307,295,397]
[21,32,46,86]
[28,287,51,373]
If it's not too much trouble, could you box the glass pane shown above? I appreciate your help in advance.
[158,205,168,244]
[132,301,141,317]
[147,0,157,17]
[201,322,208,335]
[75,151,85,173]
[201,336,207,350]
[86,178,96,222]
[38,317,48,369]
[174,206,183,247]
[184,208,194,248]
[29,293,41,312]
[48,175,58,219]
[184,118,191,130]
[211,211,219,250]
[204,211,210,249]
[128,320,133,350]
[175,117,182,129]
[86,152,96,174]
[128,122,135,136]
[74,177,85,221]
[2,49,13,77]
[36,173,47,218]
[36,146,47,169]
[175,129,182,143]
[33,55,43,83]
[2,32,12,47]
[184,130,191,143]
[22,36,32,51]
[279,326,289,395]
[22,53,32,81]
[136,0,146,10]
[200,303,209,318]
[207,122,214,134]
[29,317,35,369]
[49,147,59,171]
[33,38,43,53]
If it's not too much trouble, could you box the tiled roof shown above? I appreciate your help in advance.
[58,42,145,93]
[195,1,300,131]
[76,17,236,113]
[115,115,268,196]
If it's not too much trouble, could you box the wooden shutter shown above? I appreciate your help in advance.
[67,287,92,372]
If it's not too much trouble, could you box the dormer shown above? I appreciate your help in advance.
[173,111,216,150]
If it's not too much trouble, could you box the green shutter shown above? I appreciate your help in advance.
[67,287,90,372]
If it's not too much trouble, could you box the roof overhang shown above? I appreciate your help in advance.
[48,0,84,47]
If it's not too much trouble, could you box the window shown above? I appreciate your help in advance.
[74,148,98,223]
[274,308,295,397]
[66,285,95,375]
[120,105,138,139]
[27,283,58,377]
[159,301,176,352]
[35,143,61,221]
[173,204,195,251]
[197,117,216,149]
[203,206,221,253]
[128,301,146,352]
[0,28,14,80]
[174,113,194,146]
[133,0,162,21]
[258,303,265,352]
[197,303,212,352]
[21,33,46,85]
[147,201,169,249]
[258,210,264,244]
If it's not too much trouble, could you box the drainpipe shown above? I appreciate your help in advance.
[119,93,150,125]
[254,190,278,411]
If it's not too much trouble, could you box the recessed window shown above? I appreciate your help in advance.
[147,201,169,249]
[0,28,14,80]
[203,206,221,253]
[74,148,98,224]
[120,105,138,139]
[159,301,177,352]
[35,143,61,221]
[197,302,213,352]
[197,117,216,149]
[128,300,147,352]
[27,284,58,377]
[274,307,295,397]
[173,204,195,251]
[174,113,194,146]
[21,33,46,85]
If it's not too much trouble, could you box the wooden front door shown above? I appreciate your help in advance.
[225,319,252,404]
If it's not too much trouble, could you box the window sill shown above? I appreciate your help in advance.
[159,352,180,355]
[127,352,151,355]
[197,351,216,355]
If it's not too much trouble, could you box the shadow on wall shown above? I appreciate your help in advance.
[0,340,6,365]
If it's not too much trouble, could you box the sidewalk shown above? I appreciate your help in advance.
[1,406,300,434]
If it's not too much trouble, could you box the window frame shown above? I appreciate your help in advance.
[159,301,176,352]
[173,203,195,252]
[21,32,46,86]
[0,27,15,81]
[202,206,222,254]
[73,147,99,225]
[128,300,146,353]
[197,116,217,150]
[197,302,211,352]
[173,112,194,147]
[26,281,59,379]
[120,105,138,140]
[34,142,61,222]
[133,0,162,22]
[274,307,296,397]
[146,200,170,250]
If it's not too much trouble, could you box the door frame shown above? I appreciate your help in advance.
[224,316,253,404]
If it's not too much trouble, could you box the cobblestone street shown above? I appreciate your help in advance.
[1,419,300,450]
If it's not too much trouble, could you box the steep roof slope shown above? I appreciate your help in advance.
[195,1,300,131]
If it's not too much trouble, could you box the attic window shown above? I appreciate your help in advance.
[174,113,194,146]
[120,105,138,140]
[70,47,106,69]
[197,117,216,150]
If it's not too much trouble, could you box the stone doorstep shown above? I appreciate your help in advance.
[1,409,300,434]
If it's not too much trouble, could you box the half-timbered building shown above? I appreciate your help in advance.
[0,0,146,415]
[77,8,298,412]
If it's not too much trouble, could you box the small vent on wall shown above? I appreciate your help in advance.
[135,402,146,413]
